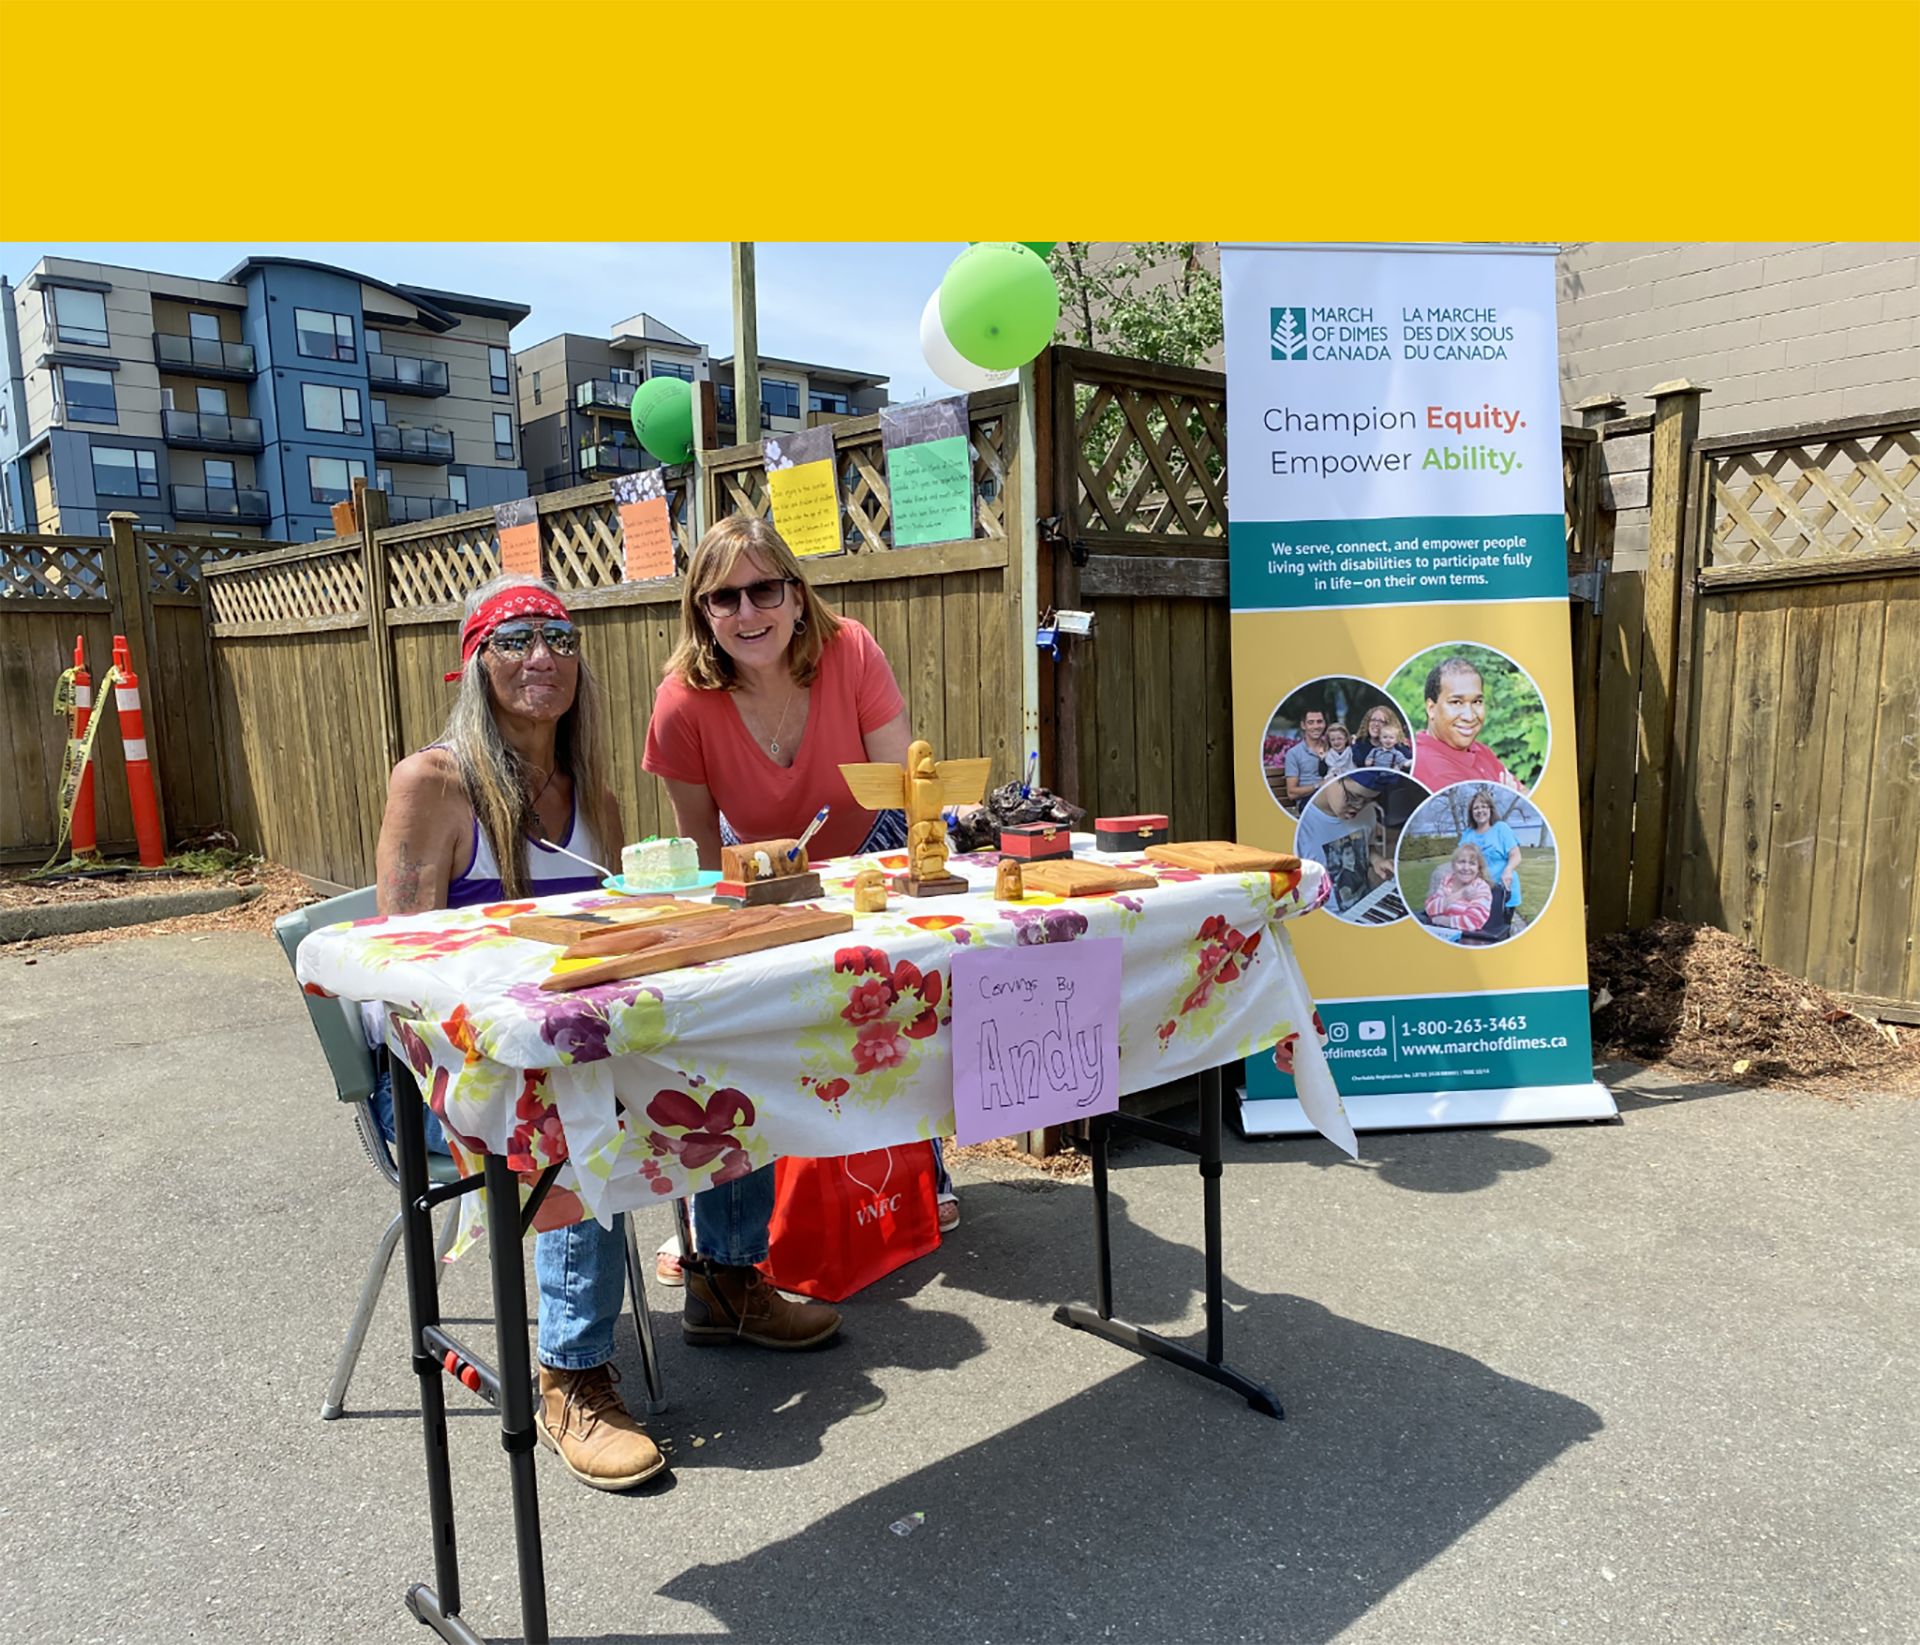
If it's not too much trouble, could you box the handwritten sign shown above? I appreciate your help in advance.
[882,398,973,548]
[494,497,541,577]
[611,470,675,581]
[950,937,1123,1145]
[764,424,843,558]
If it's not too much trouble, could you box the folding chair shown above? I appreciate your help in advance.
[274,888,667,1421]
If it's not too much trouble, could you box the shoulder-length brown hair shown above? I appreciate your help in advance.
[665,515,843,692]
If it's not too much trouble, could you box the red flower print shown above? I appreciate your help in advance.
[1157,1020,1177,1042]
[303,981,337,998]
[907,914,964,932]
[815,1077,850,1104]
[1272,1033,1299,1074]
[647,1088,708,1131]
[441,1003,482,1064]
[1198,914,1227,942]
[350,915,389,927]
[834,944,889,976]
[1311,1010,1326,1036]
[703,1087,755,1131]
[842,974,898,1025]
[852,1020,906,1074]
[483,901,538,918]
[712,1148,754,1184]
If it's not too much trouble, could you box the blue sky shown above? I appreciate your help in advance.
[0,241,969,401]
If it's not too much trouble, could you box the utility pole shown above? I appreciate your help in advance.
[731,242,759,448]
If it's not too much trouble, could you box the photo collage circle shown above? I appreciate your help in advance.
[1260,643,1558,945]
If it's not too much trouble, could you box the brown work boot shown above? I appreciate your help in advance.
[682,1261,842,1350]
[536,1363,668,1491]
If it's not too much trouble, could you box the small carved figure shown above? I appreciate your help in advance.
[994,855,1025,901]
[852,868,889,913]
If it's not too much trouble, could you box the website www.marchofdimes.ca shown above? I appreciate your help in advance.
[1311,987,1590,1093]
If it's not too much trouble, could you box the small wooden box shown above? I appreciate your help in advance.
[1095,813,1169,851]
[999,822,1072,860]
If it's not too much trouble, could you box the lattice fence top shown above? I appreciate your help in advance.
[1706,425,1919,569]
[711,407,1010,552]
[145,534,265,596]
[1069,377,1225,543]
[205,546,367,627]
[0,536,109,600]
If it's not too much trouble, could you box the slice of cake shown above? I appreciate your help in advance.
[621,835,700,890]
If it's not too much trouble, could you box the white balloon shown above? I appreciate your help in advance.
[919,289,1018,394]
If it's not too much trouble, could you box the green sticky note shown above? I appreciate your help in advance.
[886,435,974,549]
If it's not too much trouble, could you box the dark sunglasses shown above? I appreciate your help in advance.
[488,621,580,660]
[701,577,796,618]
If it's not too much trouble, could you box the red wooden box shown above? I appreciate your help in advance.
[1094,813,1170,851]
[999,822,1073,860]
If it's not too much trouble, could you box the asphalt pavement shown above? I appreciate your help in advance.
[2,931,1913,1645]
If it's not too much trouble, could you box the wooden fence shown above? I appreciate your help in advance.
[198,386,1025,890]
[0,520,282,863]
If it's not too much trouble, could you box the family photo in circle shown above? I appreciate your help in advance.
[1386,642,1549,795]
[1261,677,1415,819]
[1292,770,1431,926]
[1395,784,1558,946]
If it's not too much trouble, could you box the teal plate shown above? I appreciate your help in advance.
[602,870,722,895]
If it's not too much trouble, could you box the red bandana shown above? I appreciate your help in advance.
[446,587,572,680]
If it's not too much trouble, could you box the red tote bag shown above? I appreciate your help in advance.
[759,1145,942,1303]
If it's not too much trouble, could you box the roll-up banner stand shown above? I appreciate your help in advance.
[1222,244,1615,1135]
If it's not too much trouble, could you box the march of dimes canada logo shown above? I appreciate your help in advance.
[1270,307,1308,360]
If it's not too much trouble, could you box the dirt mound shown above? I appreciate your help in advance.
[944,1134,1093,1179]
[1589,919,1917,1091]
[8,859,318,956]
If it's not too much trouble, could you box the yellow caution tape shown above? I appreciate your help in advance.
[39,665,122,873]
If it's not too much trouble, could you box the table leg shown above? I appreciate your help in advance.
[1052,1065,1283,1417]
[483,1153,549,1645]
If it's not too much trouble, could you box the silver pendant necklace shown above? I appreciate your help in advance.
[766,688,798,757]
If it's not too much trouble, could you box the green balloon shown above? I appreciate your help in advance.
[939,242,1060,371]
[1021,242,1057,258]
[628,375,693,465]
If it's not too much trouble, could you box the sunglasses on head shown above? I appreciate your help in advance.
[488,621,580,660]
[701,577,796,617]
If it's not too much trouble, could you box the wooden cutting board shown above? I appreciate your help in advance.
[539,905,854,992]
[1019,859,1159,897]
[508,899,726,949]
[1146,842,1302,875]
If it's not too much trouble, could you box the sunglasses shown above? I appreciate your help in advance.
[701,577,796,618]
[488,621,580,660]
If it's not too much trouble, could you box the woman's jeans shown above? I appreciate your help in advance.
[372,1068,775,1372]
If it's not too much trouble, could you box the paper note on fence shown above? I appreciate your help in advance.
[764,425,843,558]
[611,470,675,582]
[882,398,973,548]
[494,497,541,577]
[950,938,1123,1146]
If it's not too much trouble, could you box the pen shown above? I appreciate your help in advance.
[1021,750,1038,797]
[789,806,830,861]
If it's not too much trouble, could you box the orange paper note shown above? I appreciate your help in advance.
[494,498,541,577]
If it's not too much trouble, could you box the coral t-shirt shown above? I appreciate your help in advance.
[643,618,906,860]
[1412,730,1520,792]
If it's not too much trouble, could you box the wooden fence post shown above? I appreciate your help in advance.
[353,479,402,777]
[1627,379,1708,928]
[104,510,169,848]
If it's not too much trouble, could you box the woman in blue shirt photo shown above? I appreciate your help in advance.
[1458,787,1523,937]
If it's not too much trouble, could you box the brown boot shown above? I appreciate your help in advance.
[536,1363,668,1491]
[683,1261,842,1350]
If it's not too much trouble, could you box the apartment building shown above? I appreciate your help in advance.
[516,312,889,495]
[0,255,531,540]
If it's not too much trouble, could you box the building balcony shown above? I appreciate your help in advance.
[172,484,270,524]
[367,352,450,396]
[581,443,644,475]
[374,425,455,464]
[575,379,637,414]
[161,408,265,453]
[381,493,460,524]
[153,332,257,380]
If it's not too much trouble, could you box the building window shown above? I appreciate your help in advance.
[295,307,357,362]
[210,530,241,539]
[91,446,159,498]
[488,346,510,395]
[302,381,364,435]
[762,379,801,421]
[364,329,382,356]
[448,473,468,508]
[611,367,641,386]
[493,412,514,461]
[809,389,851,415]
[61,366,118,424]
[370,397,388,426]
[203,458,237,489]
[314,525,336,542]
[196,385,229,415]
[531,371,541,406]
[47,287,109,348]
[308,455,367,504]
[375,467,393,493]
[160,387,175,411]
[188,312,221,342]
[650,360,696,383]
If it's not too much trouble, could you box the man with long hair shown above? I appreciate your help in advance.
[372,571,837,1495]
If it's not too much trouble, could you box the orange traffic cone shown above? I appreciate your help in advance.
[69,635,100,859]
[111,635,166,868]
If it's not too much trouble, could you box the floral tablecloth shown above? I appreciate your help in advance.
[296,844,1345,1235]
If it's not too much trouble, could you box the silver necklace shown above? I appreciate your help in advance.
[766,688,799,757]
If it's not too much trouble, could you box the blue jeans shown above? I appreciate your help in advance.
[370,1068,775,1370]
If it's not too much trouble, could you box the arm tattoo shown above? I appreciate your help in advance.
[383,840,429,913]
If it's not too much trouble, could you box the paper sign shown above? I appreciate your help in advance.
[611,470,675,582]
[950,937,1123,1145]
[882,399,974,548]
[764,424,843,558]
[494,497,541,577]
